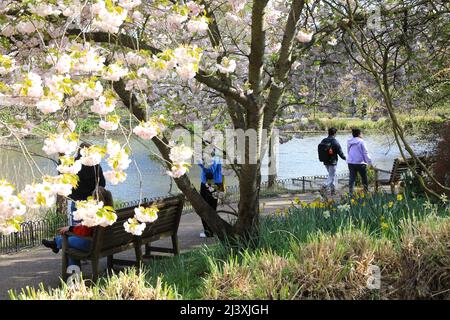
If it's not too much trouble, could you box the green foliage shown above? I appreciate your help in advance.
[40,208,68,237]
[292,115,445,134]
[75,117,98,134]
[355,165,376,186]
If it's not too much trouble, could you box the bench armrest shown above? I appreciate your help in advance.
[373,167,391,174]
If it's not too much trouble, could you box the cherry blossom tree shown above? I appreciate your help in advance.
[0,0,324,241]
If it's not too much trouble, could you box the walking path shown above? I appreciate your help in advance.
[0,192,325,300]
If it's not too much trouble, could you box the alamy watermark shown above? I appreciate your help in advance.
[170,121,280,174]
[366,265,381,290]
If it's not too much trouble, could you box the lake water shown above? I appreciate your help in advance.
[0,133,429,202]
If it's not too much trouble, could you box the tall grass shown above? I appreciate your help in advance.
[202,214,449,300]
[10,268,178,300]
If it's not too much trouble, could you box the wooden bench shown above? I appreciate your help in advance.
[374,157,425,193]
[61,194,184,282]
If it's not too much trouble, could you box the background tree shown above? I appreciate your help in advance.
[323,0,449,197]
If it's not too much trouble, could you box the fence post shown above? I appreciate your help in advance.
[14,232,18,253]
[302,176,305,193]
[30,223,35,247]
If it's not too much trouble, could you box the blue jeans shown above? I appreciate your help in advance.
[55,235,91,267]
[323,165,337,192]
[348,163,369,194]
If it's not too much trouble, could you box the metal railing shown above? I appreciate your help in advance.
[0,198,150,255]
[218,173,349,206]
[0,215,68,255]
[0,173,349,255]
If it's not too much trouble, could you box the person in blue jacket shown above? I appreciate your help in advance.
[198,151,223,238]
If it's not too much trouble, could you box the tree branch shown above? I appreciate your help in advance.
[263,0,306,131]
[69,29,250,106]
[248,0,269,98]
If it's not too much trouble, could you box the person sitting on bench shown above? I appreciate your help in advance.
[42,187,113,267]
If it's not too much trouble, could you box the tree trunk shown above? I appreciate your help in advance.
[115,80,236,240]
[267,134,278,188]
[152,138,234,240]
[267,174,277,189]
[56,195,68,218]
[233,163,261,242]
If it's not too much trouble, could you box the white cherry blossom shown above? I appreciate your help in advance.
[296,30,313,43]
[124,218,146,236]
[134,205,158,223]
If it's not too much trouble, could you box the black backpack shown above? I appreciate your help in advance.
[318,140,334,162]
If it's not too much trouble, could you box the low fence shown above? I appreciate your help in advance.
[0,198,152,255]
[0,215,68,255]
[0,173,349,255]
[220,173,349,205]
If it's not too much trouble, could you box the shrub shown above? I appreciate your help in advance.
[395,216,450,299]
[431,122,450,197]
[289,230,397,300]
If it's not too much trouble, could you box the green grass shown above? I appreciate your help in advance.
[145,246,228,299]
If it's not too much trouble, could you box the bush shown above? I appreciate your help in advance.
[202,216,449,300]
[395,216,450,299]
[431,122,450,197]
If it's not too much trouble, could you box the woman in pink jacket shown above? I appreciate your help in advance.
[347,128,373,194]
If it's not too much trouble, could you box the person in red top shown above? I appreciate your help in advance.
[42,187,113,267]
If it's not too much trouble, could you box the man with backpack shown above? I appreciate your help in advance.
[318,128,346,195]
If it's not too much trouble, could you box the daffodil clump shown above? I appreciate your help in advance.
[275,191,449,238]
